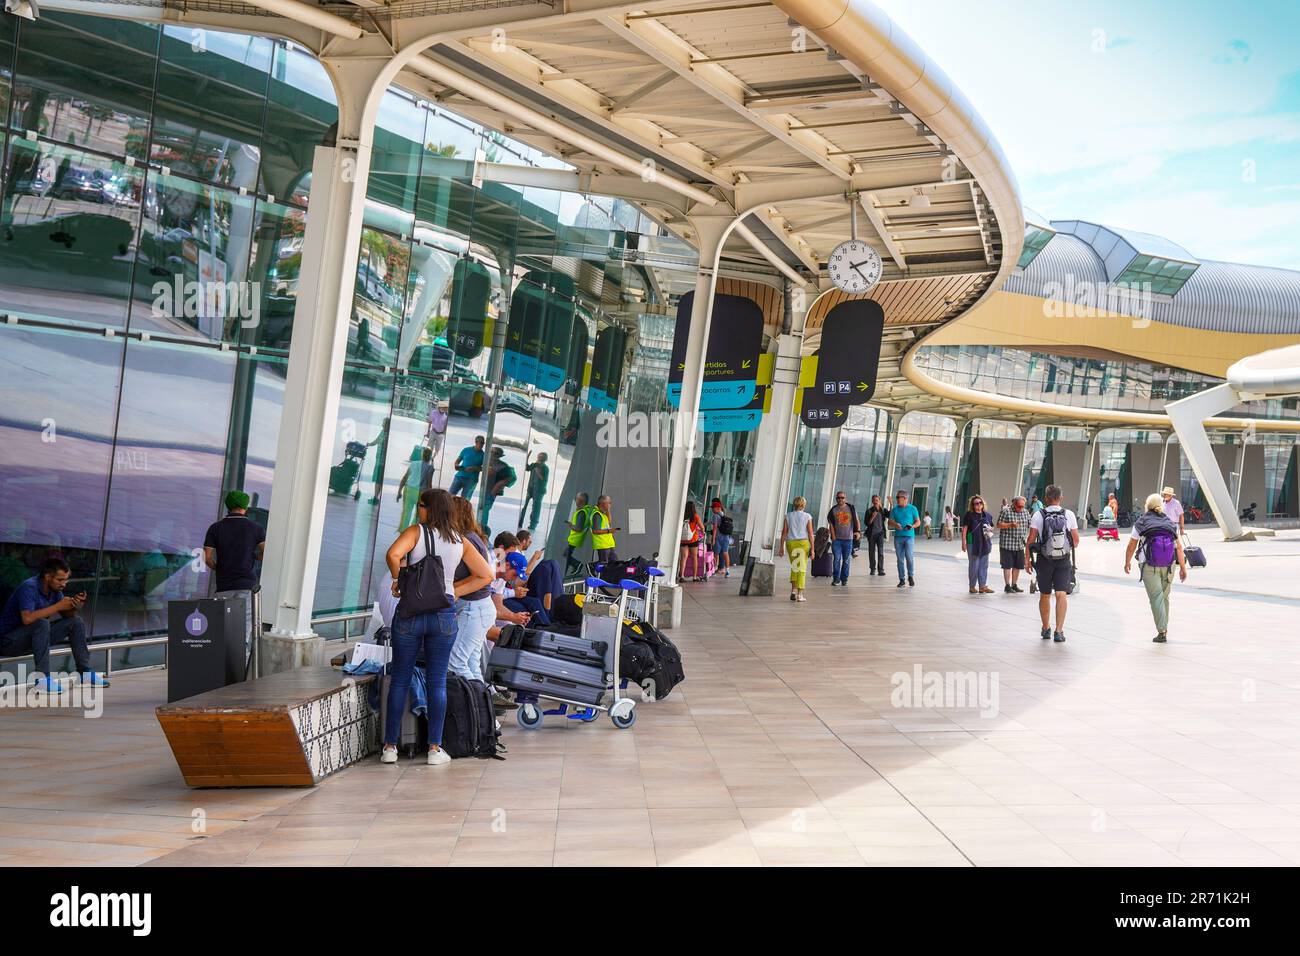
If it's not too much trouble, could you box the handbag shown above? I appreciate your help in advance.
[680,520,696,545]
[1181,535,1207,569]
[397,525,451,618]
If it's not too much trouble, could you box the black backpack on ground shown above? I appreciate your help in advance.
[441,674,504,760]
[620,620,684,700]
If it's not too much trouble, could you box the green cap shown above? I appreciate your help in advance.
[224,490,251,511]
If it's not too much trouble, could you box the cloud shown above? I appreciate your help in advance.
[1212,39,1254,65]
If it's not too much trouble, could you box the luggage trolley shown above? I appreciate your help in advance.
[510,578,642,732]
[586,565,664,627]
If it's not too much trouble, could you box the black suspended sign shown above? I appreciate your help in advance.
[589,325,626,414]
[563,320,589,398]
[503,270,576,393]
[446,257,490,359]
[800,351,849,429]
[667,292,764,410]
[813,298,885,405]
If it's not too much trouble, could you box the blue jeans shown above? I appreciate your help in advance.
[831,538,854,583]
[0,615,91,676]
[449,473,476,499]
[894,535,915,581]
[967,552,989,588]
[450,597,495,683]
[504,595,550,626]
[384,607,457,747]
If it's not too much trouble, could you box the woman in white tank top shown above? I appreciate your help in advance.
[381,489,492,766]
[779,497,815,602]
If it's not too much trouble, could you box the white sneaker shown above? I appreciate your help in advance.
[495,718,502,732]
[380,747,398,764]
[427,747,451,767]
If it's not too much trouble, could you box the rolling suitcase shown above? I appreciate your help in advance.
[810,550,834,578]
[488,646,607,705]
[520,628,607,667]
[377,670,426,757]
[681,542,709,581]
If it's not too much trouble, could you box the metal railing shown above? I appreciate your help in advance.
[0,605,378,677]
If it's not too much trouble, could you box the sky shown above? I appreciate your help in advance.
[876,0,1300,269]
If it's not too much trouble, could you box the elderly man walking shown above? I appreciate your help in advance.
[996,495,1031,593]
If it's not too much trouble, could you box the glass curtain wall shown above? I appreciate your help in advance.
[0,11,733,663]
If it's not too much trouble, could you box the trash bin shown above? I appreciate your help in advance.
[167,596,247,702]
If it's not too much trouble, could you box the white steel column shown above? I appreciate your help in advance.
[1014,424,1032,499]
[1167,383,1247,539]
[260,62,385,671]
[748,327,804,560]
[1075,429,1100,517]
[942,418,970,514]
[1158,432,1174,491]
[657,214,730,589]
[881,411,904,501]
[816,425,844,525]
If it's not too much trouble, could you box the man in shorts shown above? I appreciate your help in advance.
[996,495,1030,593]
[1024,485,1080,643]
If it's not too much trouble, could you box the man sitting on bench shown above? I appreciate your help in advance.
[0,557,108,691]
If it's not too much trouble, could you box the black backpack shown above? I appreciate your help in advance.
[620,620,685,700]
[718,514,734,536]
[397,525,450,619]
[441,674,504,760]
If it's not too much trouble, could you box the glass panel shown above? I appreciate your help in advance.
[150,27,271,190]
[260,41,336,205]
[0,138,143,329]
[97,339,236,640]
[242,197,306,350]
[0,324,120,632]
[130,172,258,341]
[9,13,157,161]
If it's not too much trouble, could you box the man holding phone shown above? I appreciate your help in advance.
[0,557,107,690]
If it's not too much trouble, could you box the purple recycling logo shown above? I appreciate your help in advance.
[185,609,209,637]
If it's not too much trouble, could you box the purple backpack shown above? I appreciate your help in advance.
[1139,517,1177,568]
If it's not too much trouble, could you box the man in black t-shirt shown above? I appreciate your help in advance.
[203,490,266,644]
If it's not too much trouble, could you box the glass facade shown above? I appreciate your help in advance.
[0,12,743,663]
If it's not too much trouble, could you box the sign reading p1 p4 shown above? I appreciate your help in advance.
[667,292,764,410]
[800,358,849,429]
[814,298,885,405]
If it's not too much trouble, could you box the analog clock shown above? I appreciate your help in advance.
[827,239,882,294]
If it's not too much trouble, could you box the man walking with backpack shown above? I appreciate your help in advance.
[1124,493,1188,643]
[1024,485,1079,642]
[709,499,735,578]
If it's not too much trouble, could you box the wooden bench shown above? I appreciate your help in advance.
[156,667,377,787]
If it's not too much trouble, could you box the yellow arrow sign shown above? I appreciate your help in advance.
[741,358,752,369]
[677,362,685,371]
[834,408,844,418]
[857,381,870,392]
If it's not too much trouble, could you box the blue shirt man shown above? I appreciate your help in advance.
[0,557,106,688]
[449,435,486,499]
[888,491,921,587]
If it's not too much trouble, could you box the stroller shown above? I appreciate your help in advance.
[328,440,367,498]
[1096,509,1119,541]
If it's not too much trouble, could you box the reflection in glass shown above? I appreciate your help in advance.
[0,139,143,328]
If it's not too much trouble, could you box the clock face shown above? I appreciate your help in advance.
[827,239,882,294]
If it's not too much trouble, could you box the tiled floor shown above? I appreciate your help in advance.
[4,535,1300,867]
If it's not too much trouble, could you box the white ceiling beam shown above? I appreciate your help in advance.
[596,13,853,181]
[420,40,731,190]
[610,71,679,113]
[238,0,364,39]
[860,194,907,270]
[407,53,719,206]
[751,207,820,274]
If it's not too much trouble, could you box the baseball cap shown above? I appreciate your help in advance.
[224,490,251,510]
[503,551,528,580]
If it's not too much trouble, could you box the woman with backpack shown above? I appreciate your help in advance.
[1124,492,1188,643]
[382,489,493,766]
[960,495,996,594]
[678,501,706,582]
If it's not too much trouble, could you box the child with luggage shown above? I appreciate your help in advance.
[708,498,734,578]
[779,496,815,602]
